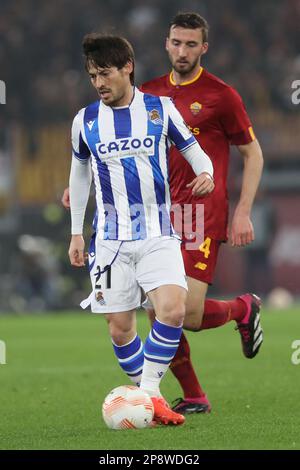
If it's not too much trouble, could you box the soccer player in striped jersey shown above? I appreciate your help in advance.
[68,34,214,425]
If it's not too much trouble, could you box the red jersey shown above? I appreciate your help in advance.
[140,67,255,241]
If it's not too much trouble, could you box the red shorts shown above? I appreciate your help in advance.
[181,236,222,284]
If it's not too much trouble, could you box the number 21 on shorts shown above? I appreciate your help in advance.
[94,265,112,289]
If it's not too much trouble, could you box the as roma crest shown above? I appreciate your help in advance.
[190,101,202,116]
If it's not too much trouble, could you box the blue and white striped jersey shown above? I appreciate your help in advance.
[71,88,198,240]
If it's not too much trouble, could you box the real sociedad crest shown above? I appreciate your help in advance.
[148,109,163,125]
[96,291,106,305]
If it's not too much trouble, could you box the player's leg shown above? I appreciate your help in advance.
[144,277,210,413]
[137,236,188,424]
[143,284,186,394]
[183,276,207,330]
[84,238,144,386]
[105,310,144,386]
[183,275,249,331]
[170,237,263,413]
[143,284,186,425]
[182,237,263,356]
[169,276,212,413]
[165,239,219,413]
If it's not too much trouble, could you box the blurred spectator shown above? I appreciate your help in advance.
[243,191,277,296]
[9,235,62,312]
[1,0,300,125]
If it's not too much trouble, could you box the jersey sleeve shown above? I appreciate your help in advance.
[71,109,91,163]
[165,98,197,152]
[69,156,92,234]
[219,87,256,145]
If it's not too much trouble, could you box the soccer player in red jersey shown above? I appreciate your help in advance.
[140,12,264,414]
[62,12,264,413]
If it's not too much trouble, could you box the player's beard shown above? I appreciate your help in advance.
[99,88,125,107]
[172,57,200,78]
[108,91,127,107]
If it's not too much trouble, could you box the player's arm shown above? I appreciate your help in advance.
[231,139,263,247]
[166,99,214,196]
[220,87,264,247]
[69,157,92,266]
[68,111,92,267]
[61,187,70,209]
[182,144,214,195]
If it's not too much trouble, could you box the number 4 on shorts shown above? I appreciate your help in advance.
[194,237,211,271]
[199,237,211,259]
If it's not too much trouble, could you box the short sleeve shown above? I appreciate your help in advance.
[165,98,197,151]
[71,109,91,162]
[220,87,256,145]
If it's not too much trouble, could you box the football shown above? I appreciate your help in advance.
[102,385,154,430]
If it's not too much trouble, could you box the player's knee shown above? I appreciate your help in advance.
[157,300,186,327]
[183,317,202,332]
[186,302,204,318]
[106,321,135,346]
[110,329,135,346]
[184,303,204,330]
[183,306,204,331]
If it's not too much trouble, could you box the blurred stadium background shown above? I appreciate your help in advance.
[0,0,300,313]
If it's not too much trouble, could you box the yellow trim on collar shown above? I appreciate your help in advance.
[169,67,203,86]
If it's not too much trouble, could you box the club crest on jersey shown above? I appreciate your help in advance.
[95,291,106,305]
[190,102,202,116]
[148,109,163,125]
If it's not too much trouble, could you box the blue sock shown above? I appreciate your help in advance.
[140,318,182,396]
[112,334,144,386]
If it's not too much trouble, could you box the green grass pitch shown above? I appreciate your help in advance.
[0,307,299,450]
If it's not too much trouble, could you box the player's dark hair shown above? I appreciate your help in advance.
[82,34,135,84]
[169,12,209,42]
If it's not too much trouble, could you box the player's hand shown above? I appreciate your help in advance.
[230,210,254,247]
[61,187,70,209]
[68,235,86,267]
[186,172,214,196]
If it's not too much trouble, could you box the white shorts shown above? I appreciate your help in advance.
[80,235,187,314]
